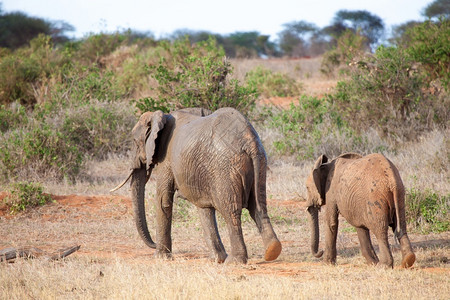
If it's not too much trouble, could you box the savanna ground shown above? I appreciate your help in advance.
[1,57,449,299]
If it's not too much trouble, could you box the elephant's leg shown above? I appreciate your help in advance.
[399,234,415,268]
[323,206,339,264]
[356,227,379,265]
[197,207,227,263]
[154,179,175,259]
[373,230,393,268]
[221,208,247,264]
[248,200,282,261]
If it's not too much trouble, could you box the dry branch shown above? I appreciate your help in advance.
[0,245,81,263]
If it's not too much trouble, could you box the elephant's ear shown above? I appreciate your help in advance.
[144,110,166,170]
[312,154,329,206]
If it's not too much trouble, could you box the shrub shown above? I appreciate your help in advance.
[134,37,258,114]
[320,29,368,76]
[3,181,53,214]
[0,103,28,133]
[245,66,303,98]
[406,187,449,233]
[402,18,450,90]
[0,122,83,182]
[75,32,129,65]
[259,95,383,160]
[60,100,136,159]
[0,34,65,107]
[51,65,124,103]
[331,45,448,139]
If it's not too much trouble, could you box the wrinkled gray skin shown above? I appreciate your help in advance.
[128,107,281,264]
[305,153,415,268]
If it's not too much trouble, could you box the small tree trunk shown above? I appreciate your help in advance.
[0,245,80,263]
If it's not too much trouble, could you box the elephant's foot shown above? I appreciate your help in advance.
[224,255,247,264]
[153,250,173,261]
[264,240,282,261]
[401,252,415,268]
[209,252,227,264]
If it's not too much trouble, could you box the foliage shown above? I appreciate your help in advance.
[261,95,360,160]
[0,10,73,49]
[331,9,384,49]
[0,121,83,182]
[406,187,449,233]
[3,181,53,214]
[320,29,367,75]
[60,100,136,159]
[0,34,60,106]
[245,66,303,98]
[330,20,450,139]
[402,19,450,90]
[423,0,450,19]
[0,103,27,132]
[278,21,319,57]
[134,37,258,114]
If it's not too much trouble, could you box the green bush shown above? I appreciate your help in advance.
[134,37,258,114]
[402,18,450,90]
[0,122,83,182]
[261,95,361,159]
[406,187,449,233]
[320,29,368,76]
[245,66,303,98]
[332,45,448,139]
[52,65,124,103]
[75,32,129,65]
[3,181,53,214]
[0,103,27,132]
[60,100,136,159]
[0,35,66,107]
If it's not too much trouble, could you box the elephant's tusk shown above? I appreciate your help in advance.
[110,172,133,192]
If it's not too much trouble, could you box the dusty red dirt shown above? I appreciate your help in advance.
[1,191,448,277]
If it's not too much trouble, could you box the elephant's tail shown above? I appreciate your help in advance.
[392,186,405,240]
[252,153,263,213]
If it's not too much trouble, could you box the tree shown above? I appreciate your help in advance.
[423,0,450,19]
[390,21,423,45]
[0,9,74,49]
[278,20,318,57]
[331,10,385,49]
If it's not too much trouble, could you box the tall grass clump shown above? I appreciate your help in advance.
[133,37,258,114]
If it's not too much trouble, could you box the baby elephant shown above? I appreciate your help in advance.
[305,153,415,268]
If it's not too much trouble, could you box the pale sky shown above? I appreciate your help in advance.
[2,0,433,40]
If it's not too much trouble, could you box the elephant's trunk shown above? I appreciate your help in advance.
[307,206,324,258]
[131,167,156,249]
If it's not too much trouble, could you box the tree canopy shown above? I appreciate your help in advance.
[423,0,450,19]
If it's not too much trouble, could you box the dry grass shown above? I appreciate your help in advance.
[1,196,449,299]
[1,256,449,300]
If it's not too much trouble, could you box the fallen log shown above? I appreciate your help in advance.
[0,245,81,263]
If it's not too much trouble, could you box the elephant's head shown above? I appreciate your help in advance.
[129,111,168,249]
[305,154,330,258]
[305,154,329,208]
[131,110,167,170]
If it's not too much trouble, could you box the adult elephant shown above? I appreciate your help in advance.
[112,107,281,264]
[305,152,415,268]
